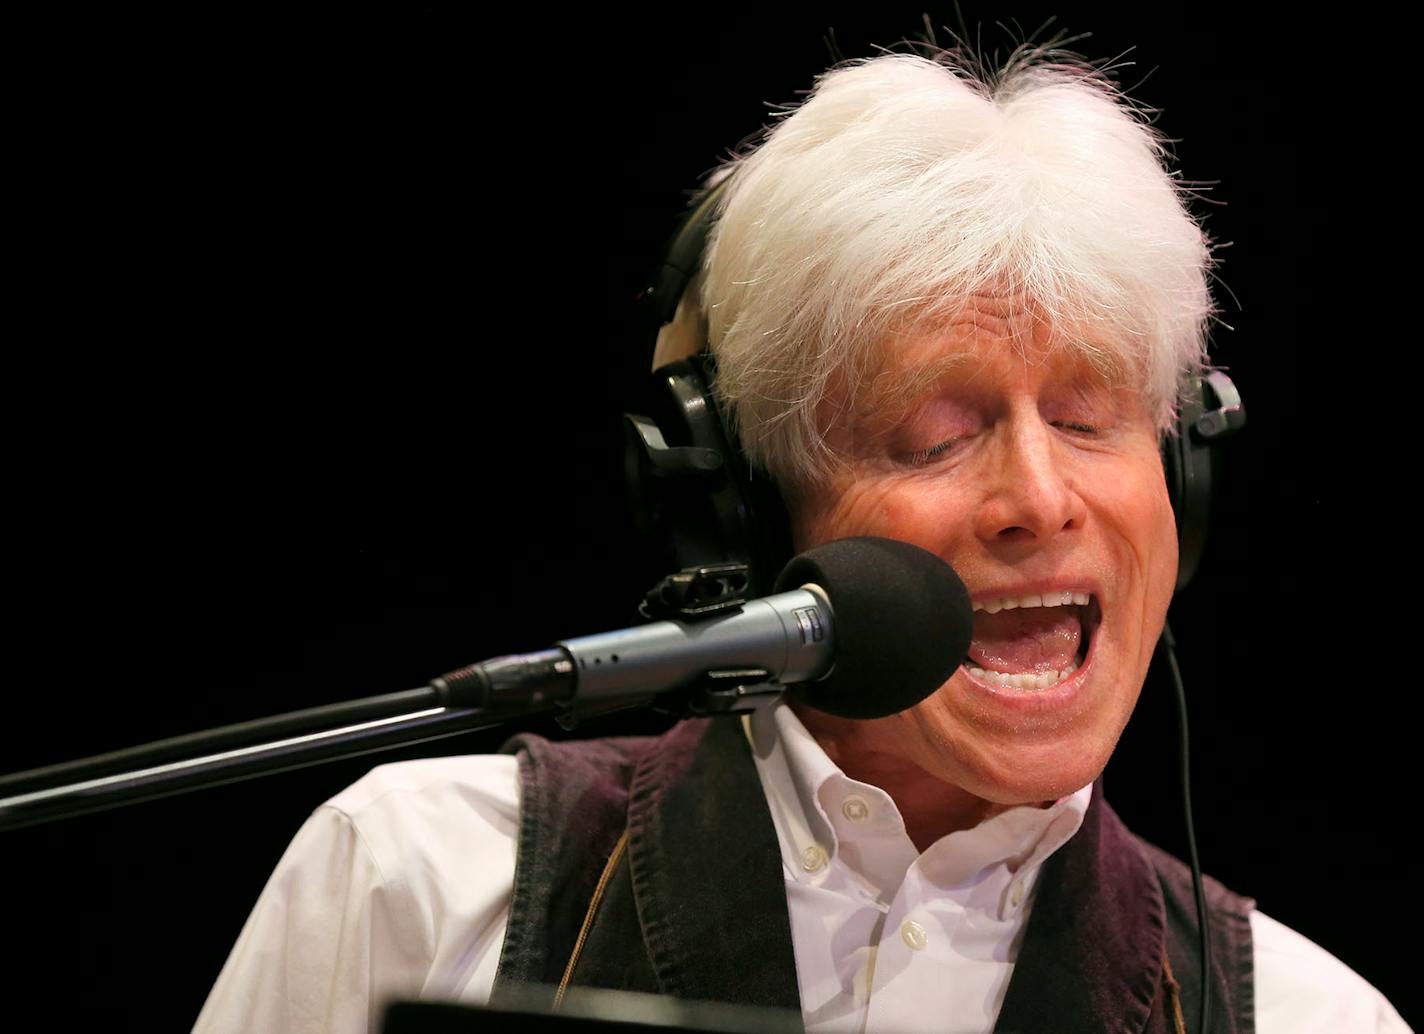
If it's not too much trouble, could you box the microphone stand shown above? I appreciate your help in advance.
[0,561,798,833]
[0,648,583,833]
[0,694,503,833]
[0,659,778,834]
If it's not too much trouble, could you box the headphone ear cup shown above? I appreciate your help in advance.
[1163,371,1245,593]
[1163,384,1211,594]
[623,355,791,598]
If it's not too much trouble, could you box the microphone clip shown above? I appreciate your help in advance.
[638,561,751,621]
[557,668,782,730]
[657,668,781,718]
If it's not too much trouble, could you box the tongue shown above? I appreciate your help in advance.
[968,607,1082,674]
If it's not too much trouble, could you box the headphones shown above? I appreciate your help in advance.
[625,180,1245,599]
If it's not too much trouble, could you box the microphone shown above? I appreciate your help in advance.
[433,537,972,721]
[0,538,972,831]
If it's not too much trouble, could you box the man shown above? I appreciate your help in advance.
[195,50,1409,1033]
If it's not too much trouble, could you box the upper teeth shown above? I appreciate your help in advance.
[973,591,1091,614]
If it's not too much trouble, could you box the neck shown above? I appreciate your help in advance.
[831,749,1016,852]
[789,703,1046,852]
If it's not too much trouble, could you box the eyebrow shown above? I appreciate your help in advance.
[860,351,975,420]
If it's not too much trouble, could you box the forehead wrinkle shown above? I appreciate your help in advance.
[857,307,1040,422]
[851,324,1133,433]
[839,287,1139,438]
[958,287,1040,340]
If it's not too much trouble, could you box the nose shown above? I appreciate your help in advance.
[973,418,1087,546]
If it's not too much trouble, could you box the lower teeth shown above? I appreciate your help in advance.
[965,659,1079,691]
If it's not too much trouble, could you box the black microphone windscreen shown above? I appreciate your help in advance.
[773,537,972,719]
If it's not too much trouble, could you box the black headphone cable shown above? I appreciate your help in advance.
[1160,620,1211,1034]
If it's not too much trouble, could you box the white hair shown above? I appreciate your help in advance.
[697,50,1214,492]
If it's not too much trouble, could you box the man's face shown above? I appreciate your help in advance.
[787,294,1178,805]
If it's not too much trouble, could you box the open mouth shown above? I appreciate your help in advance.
[962,591,1101,691]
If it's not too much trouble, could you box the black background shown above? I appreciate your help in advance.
[7,5,1414,1030]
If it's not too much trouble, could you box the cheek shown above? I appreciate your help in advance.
[1101,467,1178,640]
[791,475,967,553]
[1148,494,1179,615]
[1135,476,1179,598]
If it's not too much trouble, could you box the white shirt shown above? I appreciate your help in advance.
[195,704,1411,1033]
[744,702,1090,1034]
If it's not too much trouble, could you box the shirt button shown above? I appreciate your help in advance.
[800,844,828,872]
[841,795,870,822]
[900,919,928,951]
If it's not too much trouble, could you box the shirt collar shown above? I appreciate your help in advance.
[744,699,1091,905]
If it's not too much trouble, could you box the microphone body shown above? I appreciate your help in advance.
[437,536,973,722]
[561,586,832,704]
[434,586,833,716]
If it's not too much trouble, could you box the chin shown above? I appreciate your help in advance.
[958,744,1109,806]
[914,679,1130,806]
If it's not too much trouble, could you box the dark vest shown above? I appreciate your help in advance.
[491,718,1255,1033]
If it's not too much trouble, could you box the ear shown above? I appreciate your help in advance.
[652,271,708,371]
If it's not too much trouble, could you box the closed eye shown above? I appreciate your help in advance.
[909,438,960,464]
